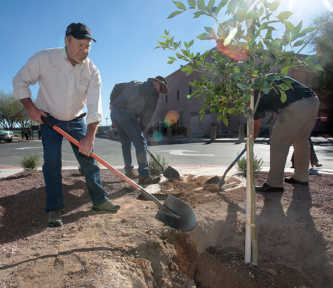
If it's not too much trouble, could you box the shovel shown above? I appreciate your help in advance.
[147,149,180,180]
[41,116,196,232]
[218,147,246,190]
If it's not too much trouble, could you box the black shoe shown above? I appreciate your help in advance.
[48,210,63,227]
[138,175,160,186]
[125,170,139,179]
[285,177,308,186]
[256,183,284,193]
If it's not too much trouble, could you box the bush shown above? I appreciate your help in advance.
[21,154,40,171]
[237,155,263,177]
[149,153,168,175]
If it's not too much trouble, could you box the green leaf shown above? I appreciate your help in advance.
[173,1,186,10]
[167,10,184,18]
[281,66,291,75]
[277,11,293,21]
[223,116,229,127]
[187,0,196,9]
[193,11,205,18]
[204,26,214,33]
[208,0,215,11]
[237,83,248,90]
[301,26,316,34]
[280,91,287,103]
[198,0,206,10]
[197,32,212,40]
[265,29,273,40]
[176,52,184,59]
[268,0,280,11]
[180,65,193,76]
[295,20,303,33]
[284,21,294,32]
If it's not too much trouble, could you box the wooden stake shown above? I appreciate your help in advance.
[245,91,258,265]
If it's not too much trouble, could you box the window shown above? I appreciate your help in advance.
[188,86,192,94]
[177,90,180,101]
[165,94,168,103]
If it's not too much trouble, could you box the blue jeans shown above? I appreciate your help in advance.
[40,115,108,212]
[111,107,149,176]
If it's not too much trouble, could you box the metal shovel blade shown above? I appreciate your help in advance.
[163,166,181,179]
[155,194,196,232]
[148,149,180,180]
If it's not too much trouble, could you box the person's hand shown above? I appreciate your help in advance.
[79,136,94,156]
[20,98,47,124]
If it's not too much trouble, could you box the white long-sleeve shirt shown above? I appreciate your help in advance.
[13,48,102,124]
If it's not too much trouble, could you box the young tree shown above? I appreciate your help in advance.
[0,92,27,129]
[157,0,321,264]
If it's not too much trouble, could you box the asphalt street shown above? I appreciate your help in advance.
[1,136,332,173]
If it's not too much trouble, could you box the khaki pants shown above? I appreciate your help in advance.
[267,96,319,187]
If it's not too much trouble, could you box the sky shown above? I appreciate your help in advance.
[1,0,332,125]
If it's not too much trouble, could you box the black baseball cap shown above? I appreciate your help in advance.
[65,23,96,42]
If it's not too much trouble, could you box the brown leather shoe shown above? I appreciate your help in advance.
[285,177,308,186]
[256,183,284,193]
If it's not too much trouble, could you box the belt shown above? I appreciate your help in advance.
[72,113,86,121]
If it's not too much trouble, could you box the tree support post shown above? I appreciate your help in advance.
[245,91,258,265]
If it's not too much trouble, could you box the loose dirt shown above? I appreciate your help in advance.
[0,170,332,287]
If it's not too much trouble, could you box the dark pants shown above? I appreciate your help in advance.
[40,116,108,212]
[111,107,149,176]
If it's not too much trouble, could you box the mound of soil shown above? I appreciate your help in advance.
[0,170,332,288]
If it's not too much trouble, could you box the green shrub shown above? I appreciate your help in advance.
[237,155,263,177]
[149,153,168,175]
[21,154,40,171]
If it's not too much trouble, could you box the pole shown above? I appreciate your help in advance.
[244,90,258,265]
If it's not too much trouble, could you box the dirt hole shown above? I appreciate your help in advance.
[169,233,312,288]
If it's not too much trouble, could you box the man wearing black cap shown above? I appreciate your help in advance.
[110,76,168,186]
[13,23,120,227]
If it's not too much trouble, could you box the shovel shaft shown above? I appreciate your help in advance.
[219,147,246,188]
[42,119,164,208]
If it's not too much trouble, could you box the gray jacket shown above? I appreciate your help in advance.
[110,79,159,130]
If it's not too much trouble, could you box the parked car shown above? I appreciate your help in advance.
[0,130,14,143]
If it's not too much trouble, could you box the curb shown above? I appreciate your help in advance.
[1,165,333,180]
